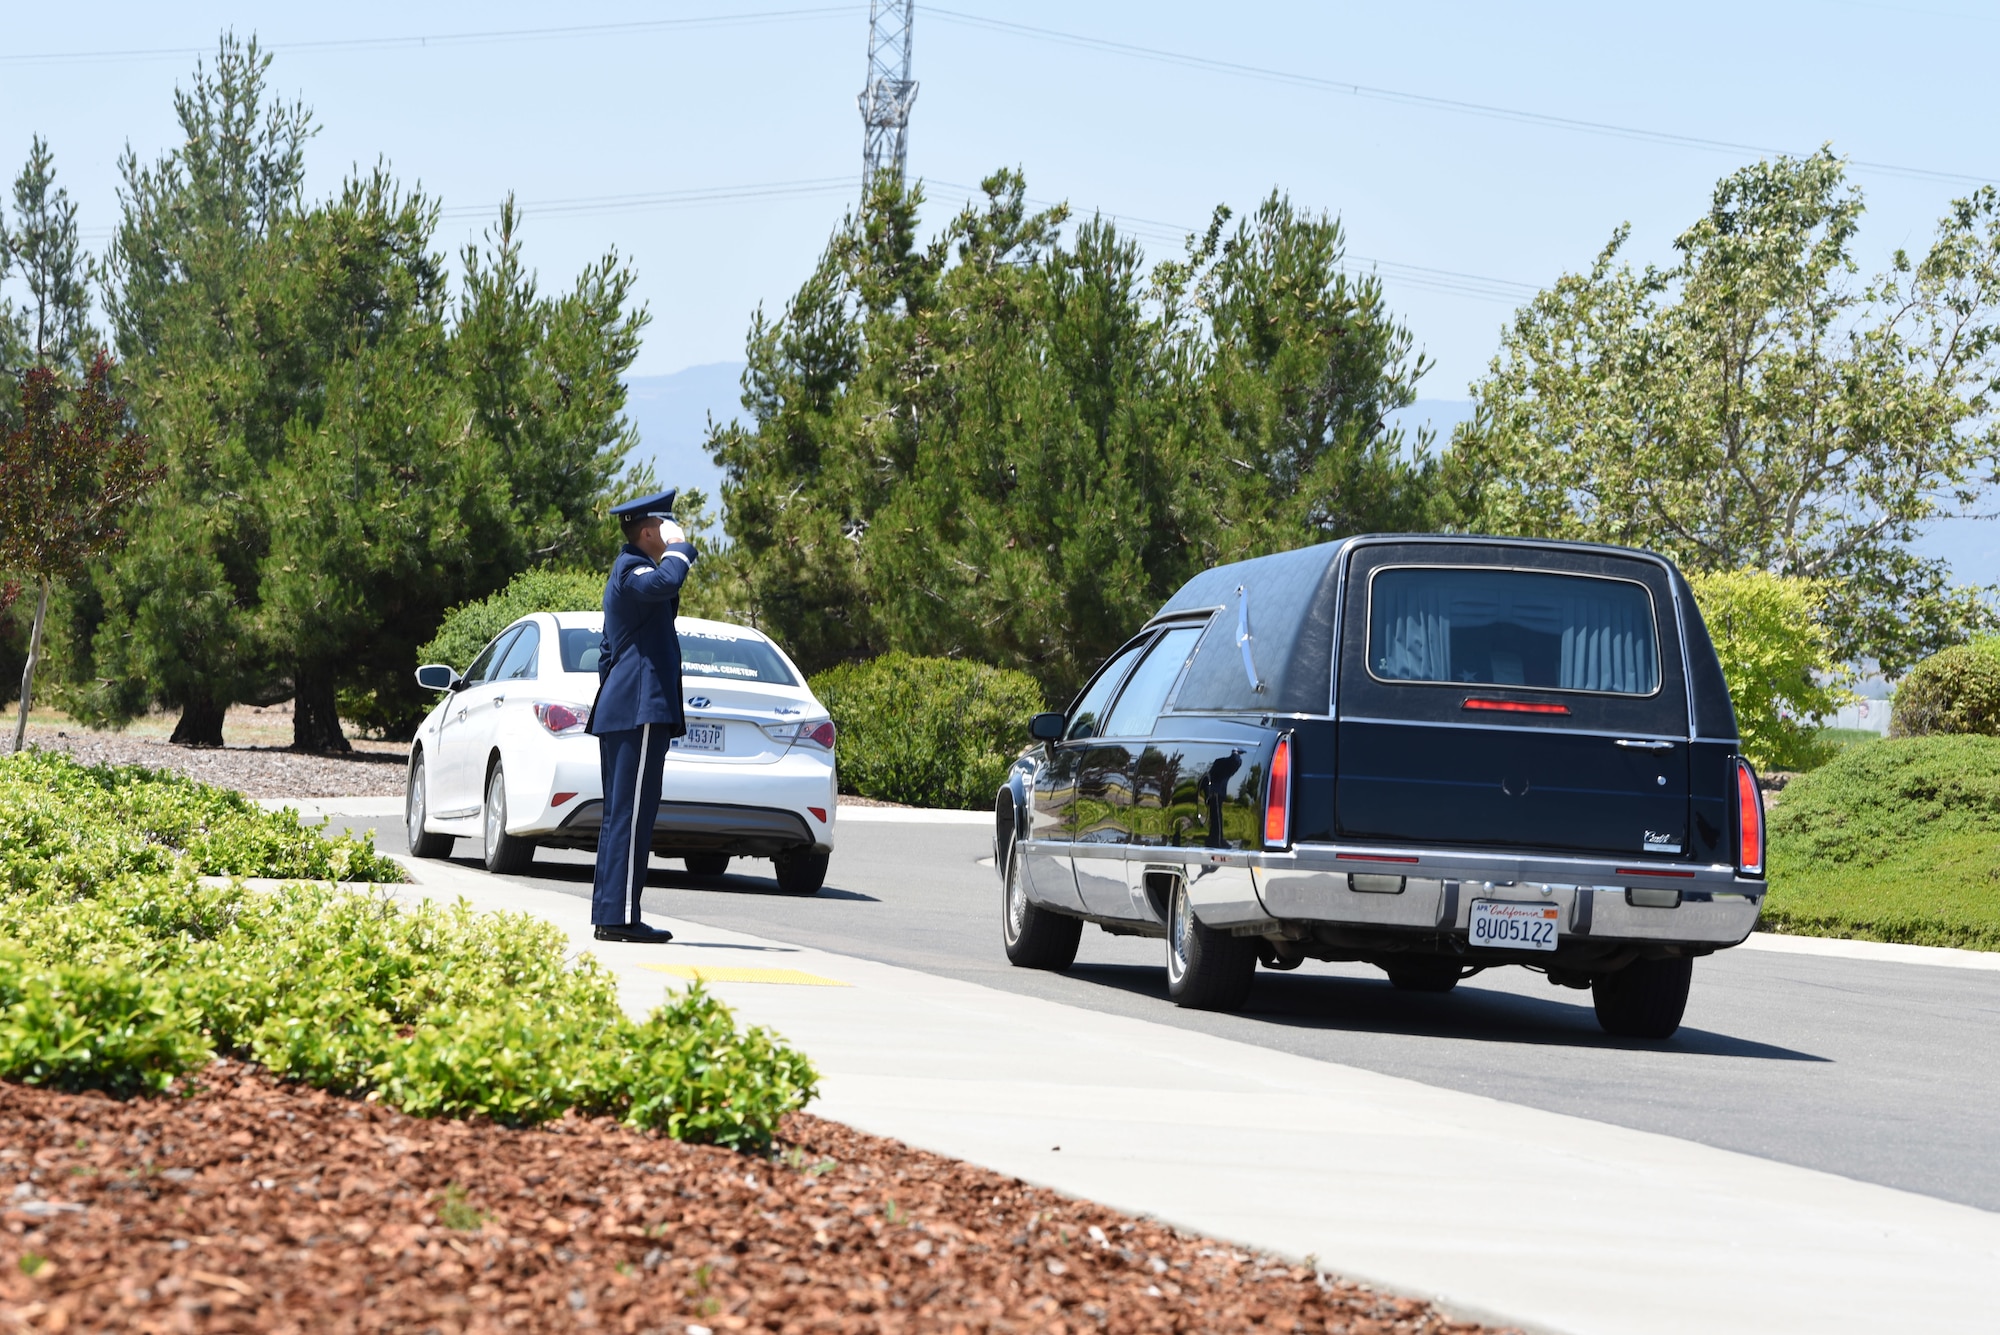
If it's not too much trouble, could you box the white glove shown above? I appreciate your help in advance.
[657,518,688,546]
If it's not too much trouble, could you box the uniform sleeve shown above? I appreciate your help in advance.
[618,543,698,602]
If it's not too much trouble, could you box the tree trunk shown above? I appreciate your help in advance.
[292,668,351,753]
[169,696,228,747]
[9,578,50,755]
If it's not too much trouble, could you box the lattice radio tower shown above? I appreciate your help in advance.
[857,0,918,197]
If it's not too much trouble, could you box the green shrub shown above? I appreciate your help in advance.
[811,653,1044,809]
[417,567,606,672]
[1762,734,2000,950]
[1889,641,2000,738]
[0,751,818,1145]
[0,945,211,1096]
[0,748,405,890]
[622,987,823,1150]
[1687,569,1849,771]
[1767,733,2000,869]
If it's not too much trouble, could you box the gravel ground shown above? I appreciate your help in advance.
[0,1065,1502,1334]
[14,726,410,799]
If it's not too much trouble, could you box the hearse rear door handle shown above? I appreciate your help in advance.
[1614,739,1674,750]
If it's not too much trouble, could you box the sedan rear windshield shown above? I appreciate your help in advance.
[559,626,798,685]
[679,628,797,685]
[1367,566,1659,695]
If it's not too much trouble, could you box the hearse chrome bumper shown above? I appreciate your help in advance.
[1135,842,1763,948]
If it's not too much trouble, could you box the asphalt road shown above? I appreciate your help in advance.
[350,814,2000,1215]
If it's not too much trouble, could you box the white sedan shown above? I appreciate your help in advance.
[404,611,837,894]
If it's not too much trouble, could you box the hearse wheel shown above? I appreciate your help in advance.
[1001,845,1081,970]
[1592,954,1693,1039]
[684,854,730,877]
[1165,878,1257,1011]
[773,849,829,896]
[482,762,537,875]
[404,752,454,859]
[1382,956,1464,993]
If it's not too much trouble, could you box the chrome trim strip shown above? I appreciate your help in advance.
[1359,562,1665,699]
[1337,715,1687,742]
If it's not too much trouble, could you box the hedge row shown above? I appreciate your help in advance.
[0,751,816,1147]
[811,653,1045,810]
[1763,733,2000,950]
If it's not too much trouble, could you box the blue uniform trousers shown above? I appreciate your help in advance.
[593,724,668,925]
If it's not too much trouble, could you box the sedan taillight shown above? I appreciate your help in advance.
[762,718,836,749]
[533,702,591,736]
[1736,758,1764,875]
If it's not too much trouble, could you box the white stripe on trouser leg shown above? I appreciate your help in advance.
[628,723,651,924]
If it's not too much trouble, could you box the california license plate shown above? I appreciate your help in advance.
[1468,900,1560,951]
[673,722,725,753]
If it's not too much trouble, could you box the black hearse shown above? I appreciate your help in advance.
[993,536,1766,1039]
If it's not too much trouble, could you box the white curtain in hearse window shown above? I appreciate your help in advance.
[1369,568,1658,695]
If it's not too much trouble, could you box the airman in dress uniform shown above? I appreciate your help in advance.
[588,489,698,942]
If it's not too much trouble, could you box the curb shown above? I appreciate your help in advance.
[1740,929,2000,972]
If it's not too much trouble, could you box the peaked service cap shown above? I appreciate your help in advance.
[611,488,678,522]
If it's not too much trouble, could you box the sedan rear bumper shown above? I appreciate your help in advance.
[544,800,823,858]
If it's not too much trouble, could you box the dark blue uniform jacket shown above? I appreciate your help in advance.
[588,542,698,737]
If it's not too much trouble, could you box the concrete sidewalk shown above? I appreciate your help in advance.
[386,848,1999,1335]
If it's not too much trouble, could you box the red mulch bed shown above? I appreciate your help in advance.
[0,1064,1505,1334]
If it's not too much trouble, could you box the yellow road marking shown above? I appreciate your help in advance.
[640,963,849,987]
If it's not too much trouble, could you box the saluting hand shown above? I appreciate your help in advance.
[657,519,688,546]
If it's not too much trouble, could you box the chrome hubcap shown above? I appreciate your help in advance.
[408,767,425,844]
[485,773,502,847]
[1005,849,1027,940]
[1168,882,1192,981]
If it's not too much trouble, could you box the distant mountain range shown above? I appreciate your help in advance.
[620,363,741,506]
[621,372,1993,586]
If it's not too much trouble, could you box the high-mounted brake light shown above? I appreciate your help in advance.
[1736,758,1764,875]
[1264,734,1293,848]
[1462,697,1570,715]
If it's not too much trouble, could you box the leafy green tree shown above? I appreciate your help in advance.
[1,136,100,387]
[1446,151,2000,673]
[0,358,156,752]
[66,39,648,750]
[1686,568,1849,771]
[452,197,650,570]
[712,171,1433,699]
[61,35,313,744]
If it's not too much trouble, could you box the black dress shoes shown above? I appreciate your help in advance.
[593,922,675,944]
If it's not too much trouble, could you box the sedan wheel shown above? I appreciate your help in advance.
[1000,844,1080,970]
[404,753,454,859]
[684,854,730,877]
[773,848,829,895]
[1164,877,1257,1011]
[481,761,536,875]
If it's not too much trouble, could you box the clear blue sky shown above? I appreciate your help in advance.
[4,1,1995,573]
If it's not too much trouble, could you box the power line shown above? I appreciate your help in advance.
[922,6,1997,190]
[76,176,859,241]
[0,6,862,66]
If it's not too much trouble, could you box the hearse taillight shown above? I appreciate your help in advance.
[1736,758,1764,875]
[1264,734,1293,848]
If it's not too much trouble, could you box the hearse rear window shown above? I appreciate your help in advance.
[1367,567,1659,695]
